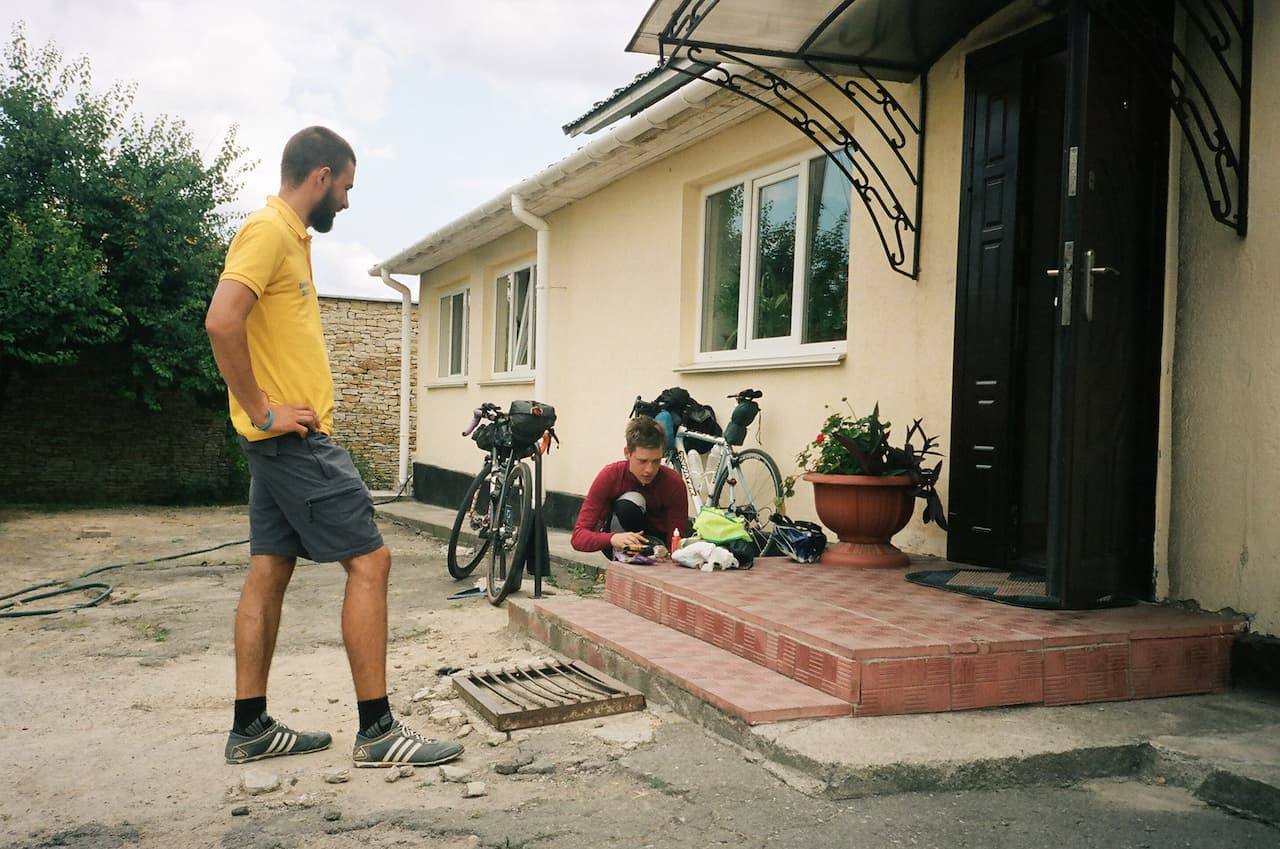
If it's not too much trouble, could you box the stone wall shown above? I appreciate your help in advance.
[321,296,418,490]
[0,364,241,504]
[0,297,414,504]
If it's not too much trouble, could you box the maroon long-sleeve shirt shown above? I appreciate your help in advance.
[570,460,689,552]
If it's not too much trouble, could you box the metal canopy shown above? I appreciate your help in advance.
[627,0,1015,278]
[628,0,1253,280]
[629,0,1014,82]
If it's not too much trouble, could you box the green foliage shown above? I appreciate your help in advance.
[790,398,950,530]
[0,23,250,409]
[795,399,897,477]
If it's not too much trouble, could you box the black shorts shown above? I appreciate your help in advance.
[238,432,383,563]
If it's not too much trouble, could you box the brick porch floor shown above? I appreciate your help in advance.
[507,556,1244,725]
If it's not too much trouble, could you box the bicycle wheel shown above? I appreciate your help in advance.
[485,461,534,605]
[447,463,492,580]
[711,448,783,525]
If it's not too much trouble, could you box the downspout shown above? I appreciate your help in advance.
[510,194,549,403]
[379,268,414,494]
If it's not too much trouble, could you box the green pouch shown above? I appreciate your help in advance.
[693,506,751,544]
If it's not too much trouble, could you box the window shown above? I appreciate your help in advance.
[494,264,535,375]
[699,153,850,358]
[437,288,468,379]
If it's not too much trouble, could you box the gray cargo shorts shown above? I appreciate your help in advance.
[238,432,384,563]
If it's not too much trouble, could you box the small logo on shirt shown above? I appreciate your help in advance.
[298,280,312,297]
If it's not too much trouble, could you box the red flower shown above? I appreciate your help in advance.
[814,433,825,444]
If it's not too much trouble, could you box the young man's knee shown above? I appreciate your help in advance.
[611,492,647,532]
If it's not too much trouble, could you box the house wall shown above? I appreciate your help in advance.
[407,3,1280,638]
[1165,4,1280,636]
[416,104,972,555]
[411,3,1055,558]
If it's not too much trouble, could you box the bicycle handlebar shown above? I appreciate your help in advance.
[462,402,501,437]
[730,388,763,401]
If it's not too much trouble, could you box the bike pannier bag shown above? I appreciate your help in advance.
[470,420,512,451]
[723,398,759,446]
[508,400,556,446]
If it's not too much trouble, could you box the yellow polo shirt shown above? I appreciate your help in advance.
[220,196,335,441]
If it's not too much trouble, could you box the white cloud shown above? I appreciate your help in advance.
[310,238,411,301]
[8,0,658,296]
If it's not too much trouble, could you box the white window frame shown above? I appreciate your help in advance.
[694,153,849,368]
[492,262,536,378]
[436,286,469,380]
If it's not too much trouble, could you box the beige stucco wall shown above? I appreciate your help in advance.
[1164,5,1279,635]
[413,104,965,554]
[411,3,1054,560]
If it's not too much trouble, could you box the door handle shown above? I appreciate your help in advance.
[1084,249,1120,321]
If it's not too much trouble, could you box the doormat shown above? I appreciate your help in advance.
[904,567,1136,610]
[452,659,645,731]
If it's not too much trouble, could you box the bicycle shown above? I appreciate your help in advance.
[448,401,556,604]
[641,388,784,552]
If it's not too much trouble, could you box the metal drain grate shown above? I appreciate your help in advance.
[452,659,645,731]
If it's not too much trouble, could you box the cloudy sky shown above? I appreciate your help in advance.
[11,1,660,299]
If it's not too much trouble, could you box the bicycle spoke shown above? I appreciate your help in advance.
[712,448,783,538]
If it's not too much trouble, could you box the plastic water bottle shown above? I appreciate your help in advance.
[686,449,705,496]
[705,444,723,492]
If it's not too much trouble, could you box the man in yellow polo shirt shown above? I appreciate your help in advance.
[206,126,462,769]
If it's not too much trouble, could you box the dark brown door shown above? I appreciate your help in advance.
[948,22,1066,571]
[1047,0,1170,606]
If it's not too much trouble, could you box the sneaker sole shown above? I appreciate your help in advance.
[226,740,331,764]
[353,748,464,769]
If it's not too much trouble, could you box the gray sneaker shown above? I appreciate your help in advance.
[225,713,332,764]
[352,718,464,768]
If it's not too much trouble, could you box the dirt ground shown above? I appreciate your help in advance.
[0,505,687,849]
[5,506,1277,849]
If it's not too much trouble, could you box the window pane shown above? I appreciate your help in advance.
[803,155,850,343]
[700,185,743,352]
[753,176,797,340]
[513,267,533,368]
[449,292,466,375]
[494,273,511,371]
[437,295,450,377]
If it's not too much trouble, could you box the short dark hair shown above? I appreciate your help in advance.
[625,416,666,452]
[281,126,355,187]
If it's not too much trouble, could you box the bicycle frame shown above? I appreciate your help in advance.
[670,427,728,514]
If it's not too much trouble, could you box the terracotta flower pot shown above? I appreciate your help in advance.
[803,472,914,568]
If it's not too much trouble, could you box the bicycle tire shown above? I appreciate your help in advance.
[486,461,534,605]
[447,463,492,580]
[711,448,783,526]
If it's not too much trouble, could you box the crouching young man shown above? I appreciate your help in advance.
[571,416,689,559]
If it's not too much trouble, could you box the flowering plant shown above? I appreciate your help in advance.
[791,399,949,529]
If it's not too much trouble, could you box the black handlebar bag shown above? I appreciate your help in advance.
[508,401,556,447]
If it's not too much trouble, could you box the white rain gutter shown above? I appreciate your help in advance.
[379,268,414,493]
[509,194,549,403]
[368,71,728,277]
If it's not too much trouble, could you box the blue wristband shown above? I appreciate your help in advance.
[255,408,274,432]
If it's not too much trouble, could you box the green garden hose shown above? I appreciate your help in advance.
[0,538,248,618]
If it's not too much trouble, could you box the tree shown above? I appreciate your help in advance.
[0,23,248,408]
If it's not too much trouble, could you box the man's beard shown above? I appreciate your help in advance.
[309,190,340,233]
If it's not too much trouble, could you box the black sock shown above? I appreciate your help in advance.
[233,696,267,733]
[357,696,391,734]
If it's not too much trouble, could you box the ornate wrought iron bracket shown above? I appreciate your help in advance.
[1091,0,1252,235]
[668,48,925,279]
